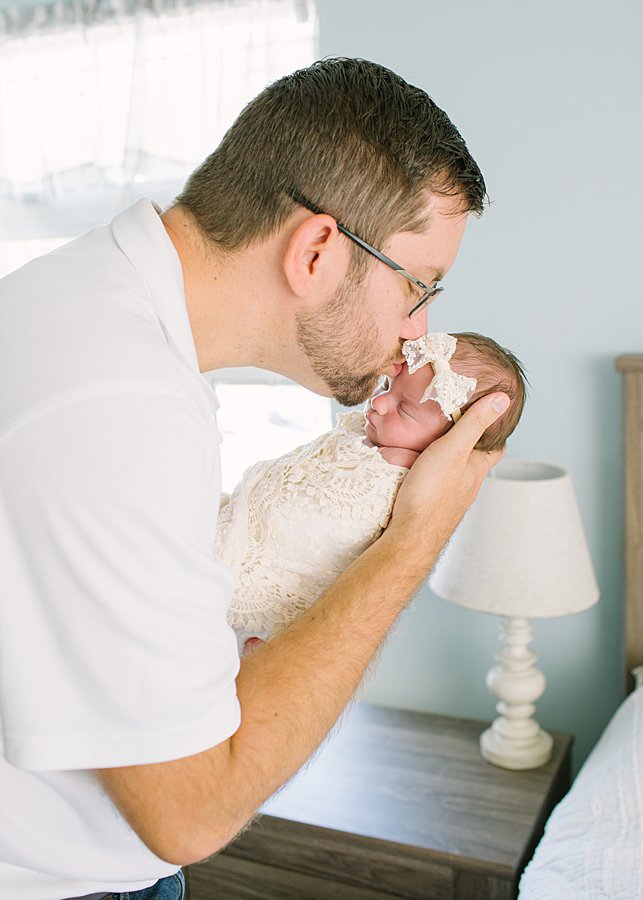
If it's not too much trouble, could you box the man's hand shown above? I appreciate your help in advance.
[389,392,509,544]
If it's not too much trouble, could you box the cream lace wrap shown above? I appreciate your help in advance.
[214,411,407,645]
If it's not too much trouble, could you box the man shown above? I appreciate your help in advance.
[0,58,509,898]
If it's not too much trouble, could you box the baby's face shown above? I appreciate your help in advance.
[364,364,452,452]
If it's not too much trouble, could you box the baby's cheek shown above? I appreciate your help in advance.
[419,412,452,449]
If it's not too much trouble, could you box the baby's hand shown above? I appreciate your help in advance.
[243,637,264,655]
[378,447,420,468]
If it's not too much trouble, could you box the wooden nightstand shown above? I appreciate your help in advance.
[186,703,572,900]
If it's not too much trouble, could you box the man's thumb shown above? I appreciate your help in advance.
[455,392,511,446]
[491,393,511,414]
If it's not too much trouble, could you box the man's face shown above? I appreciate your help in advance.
[363,364,452,451]
[295,194,468,407]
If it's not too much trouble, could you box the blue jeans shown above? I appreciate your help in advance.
[104,869,185,900]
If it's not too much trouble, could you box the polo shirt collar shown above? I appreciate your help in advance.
[111,197,200,374]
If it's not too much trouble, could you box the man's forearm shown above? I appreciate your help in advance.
[221,519,445,843]
[97,522,443,867]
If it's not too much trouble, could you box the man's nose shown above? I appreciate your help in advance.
[400,305,428,342]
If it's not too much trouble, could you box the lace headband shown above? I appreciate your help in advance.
[402,332,477,422]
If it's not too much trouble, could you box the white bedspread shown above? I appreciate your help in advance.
[519,686,643,899]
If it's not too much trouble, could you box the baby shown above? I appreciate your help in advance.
[214,332,526,653]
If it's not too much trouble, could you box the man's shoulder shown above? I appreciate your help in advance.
[0,230,182,419]
[4,223,150,310]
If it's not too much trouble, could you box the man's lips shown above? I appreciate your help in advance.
[382,361,404,378]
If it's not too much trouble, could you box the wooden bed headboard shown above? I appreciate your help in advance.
[615,355,643,691]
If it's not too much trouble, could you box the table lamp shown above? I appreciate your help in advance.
[429,459,599,770]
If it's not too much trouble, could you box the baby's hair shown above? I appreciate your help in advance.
[450,332,528,451]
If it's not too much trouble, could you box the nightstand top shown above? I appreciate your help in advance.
[262,702,573,874]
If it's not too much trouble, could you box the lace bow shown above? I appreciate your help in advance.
[402,332,477,421]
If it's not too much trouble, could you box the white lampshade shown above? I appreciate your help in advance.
[429,459,599,618]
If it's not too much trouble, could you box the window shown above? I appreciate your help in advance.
[0,0,318,224]
[0,0,331,494]
[210,376,333,492]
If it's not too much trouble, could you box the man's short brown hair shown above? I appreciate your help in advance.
[174,57,487,263]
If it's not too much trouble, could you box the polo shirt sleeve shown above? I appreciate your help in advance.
[0,388,241,772]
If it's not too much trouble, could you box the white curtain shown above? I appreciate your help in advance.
[0,0,317,217]
[0,0,327,453]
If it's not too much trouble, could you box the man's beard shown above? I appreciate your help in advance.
[295,273,398,407]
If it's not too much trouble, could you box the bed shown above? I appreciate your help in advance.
[518,354,643,899]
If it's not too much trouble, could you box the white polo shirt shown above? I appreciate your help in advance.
[0,199,241,898]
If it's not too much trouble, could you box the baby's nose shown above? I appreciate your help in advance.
[370,391,390,414]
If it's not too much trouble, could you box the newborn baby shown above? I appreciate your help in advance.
[215,332,526,653]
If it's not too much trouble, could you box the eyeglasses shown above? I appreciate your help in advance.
[288,189,444,317]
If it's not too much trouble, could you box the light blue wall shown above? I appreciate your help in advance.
[319,0,643,770]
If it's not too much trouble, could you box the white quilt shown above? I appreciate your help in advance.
[519,686,643,899]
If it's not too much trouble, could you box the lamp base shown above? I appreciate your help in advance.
[480,721,553,770]
[480,616,554,770]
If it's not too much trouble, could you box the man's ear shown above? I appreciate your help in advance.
[282,214,348,299]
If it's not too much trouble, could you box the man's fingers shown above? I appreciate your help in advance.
[390,395,509,539]
[469,444,506,485]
